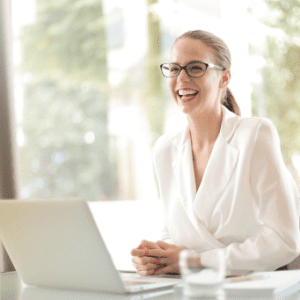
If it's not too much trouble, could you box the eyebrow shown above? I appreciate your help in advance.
[170,60,206,65]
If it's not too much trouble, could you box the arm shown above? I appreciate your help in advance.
[160,215,173,243]
[201,119,300,275]
[131,136,179,276]
[152,136,174,244]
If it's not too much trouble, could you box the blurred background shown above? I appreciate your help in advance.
[11,0,300,202]
[2,0,300,271]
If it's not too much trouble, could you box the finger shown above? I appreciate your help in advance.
[137,269,157,276]
[153,257,168,265]
[153,264,176,275]
[137,240,161,250]
[131,248,148,257]
[137,245,152,250]
[132,257,157,268]
[132,256,165,265]
[131,248,166,258]
[134,262,158,271]
[131,247,161,257]
[132,256,153,265]
[132,241,153,256]
[145,264,166,276]
[156,240,171,250]
[153,258,161,265]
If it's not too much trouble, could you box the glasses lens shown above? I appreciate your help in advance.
[161,63,180,77]
[186,62,206,77]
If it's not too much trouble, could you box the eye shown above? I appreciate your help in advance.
[170,65,180,73]
[189,64,205,73]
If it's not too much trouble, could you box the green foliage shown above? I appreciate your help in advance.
[18,0,165,200]
[145,0,165,144]
[19,0,116,200]
[264,0,300,35]
[251,0,300,164]
[20,78,118,200]
[20,0,108,90]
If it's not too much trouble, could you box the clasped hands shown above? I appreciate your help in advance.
[130,240,186,276]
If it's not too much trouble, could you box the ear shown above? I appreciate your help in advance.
[219,69,231,89]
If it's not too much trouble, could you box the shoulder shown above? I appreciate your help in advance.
[232,116,281,155]
[235,116,278,139]
[239,115,274,127]
[240,116,278,137]
[227,114,280,152]
[221,106,276,142]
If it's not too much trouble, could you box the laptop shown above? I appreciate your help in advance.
[20,284,174,300]
[0,199,180,294]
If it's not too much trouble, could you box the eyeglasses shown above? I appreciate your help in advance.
[160,61,224,78]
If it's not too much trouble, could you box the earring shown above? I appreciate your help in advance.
[223,76,228,82]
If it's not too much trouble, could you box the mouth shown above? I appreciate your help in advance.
[177,89,199,100]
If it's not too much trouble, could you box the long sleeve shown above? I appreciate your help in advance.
[200,118,300,275]
[152,142,174,244]
[160,219,173,243]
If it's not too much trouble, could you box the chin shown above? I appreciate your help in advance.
[179,106,195,115]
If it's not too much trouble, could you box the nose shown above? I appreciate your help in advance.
[177,68,191,82]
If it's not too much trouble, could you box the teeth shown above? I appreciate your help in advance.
[178,89,197,96]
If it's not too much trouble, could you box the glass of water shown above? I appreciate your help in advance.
[179,249,226,299]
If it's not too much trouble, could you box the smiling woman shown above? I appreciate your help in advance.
[131,29,300,277]
[169,30,240,116]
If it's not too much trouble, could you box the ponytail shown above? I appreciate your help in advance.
[222,88,241,116]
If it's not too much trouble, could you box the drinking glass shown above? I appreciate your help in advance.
[179,249,226,299]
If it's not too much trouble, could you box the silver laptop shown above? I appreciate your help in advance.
[0,199,180,294]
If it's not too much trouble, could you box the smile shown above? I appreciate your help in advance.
[177,89,199,99]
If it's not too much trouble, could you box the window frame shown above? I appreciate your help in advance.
[0,0,19,272]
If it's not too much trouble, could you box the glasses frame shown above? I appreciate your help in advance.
[160,61,225,78]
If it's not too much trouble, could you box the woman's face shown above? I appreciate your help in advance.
[168,38,225,116]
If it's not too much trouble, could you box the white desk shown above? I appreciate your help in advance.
[1,271,300,300]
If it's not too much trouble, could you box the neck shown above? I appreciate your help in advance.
[187,105,223,150]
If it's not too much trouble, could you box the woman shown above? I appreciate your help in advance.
[131,30,300,276]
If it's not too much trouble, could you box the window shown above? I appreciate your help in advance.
[12,0,253,202]
[249,0,300,189]
[7,0,300,272]
[10,0,253,269]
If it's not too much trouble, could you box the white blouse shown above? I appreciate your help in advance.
[152,106,300,275]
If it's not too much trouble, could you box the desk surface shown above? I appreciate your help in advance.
[1,271,300,300]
